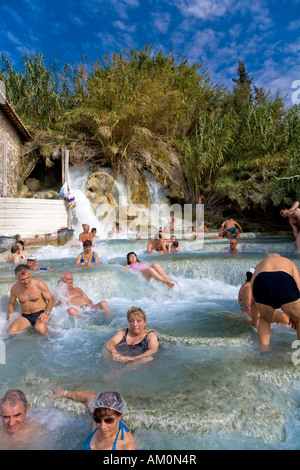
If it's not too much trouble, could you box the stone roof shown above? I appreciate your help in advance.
[0,91,32,143]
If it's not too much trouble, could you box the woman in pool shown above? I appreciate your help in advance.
[76,240,99,265]
[105,306,159,363]
[125,252,174,288]
[50,388,135,450]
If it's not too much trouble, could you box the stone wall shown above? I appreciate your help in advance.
[0,110,22,197]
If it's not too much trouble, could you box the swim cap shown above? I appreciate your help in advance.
[247,267,255,274]
[88,391,127,414]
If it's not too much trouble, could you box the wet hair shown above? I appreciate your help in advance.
[126,306,147,322]
[0,390,29,413]
[172,241,179,248]
[126,252,140,264]
[10,245,19,254]
[91,228,97,233]
[14,264,30,278]
[83,240,93,248]
[16,240,25,247]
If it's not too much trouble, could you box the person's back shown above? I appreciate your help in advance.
[252,252,299,279]
[3,245,22,264]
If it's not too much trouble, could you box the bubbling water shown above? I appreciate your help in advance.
[0,208,300,449]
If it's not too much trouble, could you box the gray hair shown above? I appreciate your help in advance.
[0,389,29,413]
[14,264,30,278]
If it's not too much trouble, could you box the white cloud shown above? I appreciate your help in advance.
[174,0,235,20]
[287,19,300,30]
[152,12,171,33]
[7,32,22,45]
[113,20,136,33]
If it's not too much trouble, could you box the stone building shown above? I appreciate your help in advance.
[0,90,32,197]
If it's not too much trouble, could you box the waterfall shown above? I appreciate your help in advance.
[68,165,105,237]
[145,170,168,205]
[68,165,190,239]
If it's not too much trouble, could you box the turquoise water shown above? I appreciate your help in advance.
[0,234,300,450]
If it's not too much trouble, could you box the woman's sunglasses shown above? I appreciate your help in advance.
[93,416,116,424]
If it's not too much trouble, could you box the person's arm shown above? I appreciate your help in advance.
[160,242,168,254]
[77,288,93,307]
[147,242,152,254]
[289,201,299,214]
[76,253,81,264]
[93,252,99,264]
[235,222,243,232]
[105,329,127,361]
[50,387,95,405]
[7,287,17,320]
[118,332,159,363]
[292,262,300,292]
[39,282,54,323]
[288,217,299,240]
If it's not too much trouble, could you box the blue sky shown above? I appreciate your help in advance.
[1,0,300,105]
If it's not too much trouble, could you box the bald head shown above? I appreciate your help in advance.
[61,272,73,286]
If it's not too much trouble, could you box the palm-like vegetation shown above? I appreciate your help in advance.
[0,49,299,218]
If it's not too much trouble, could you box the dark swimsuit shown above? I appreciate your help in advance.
[253,271,300,309]
[116,328,158,357]
[80,252,95,263]
[21,310,45,326]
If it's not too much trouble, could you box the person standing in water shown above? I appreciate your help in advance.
[251,252,300,350]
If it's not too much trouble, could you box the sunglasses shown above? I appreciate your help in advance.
[93,416,116,424]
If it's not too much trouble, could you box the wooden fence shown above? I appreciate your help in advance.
[0,198,68,238]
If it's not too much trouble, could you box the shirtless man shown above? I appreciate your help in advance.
[250,252,300,350]
[239,268,289,327]
[59,272,110,317]
[0,389,43,450]
[7,265,54,335]
[147,234,168,254]
[280,201,300,252]
[3,245,22,264]
[220,219,243,239]
[229,239,240,252]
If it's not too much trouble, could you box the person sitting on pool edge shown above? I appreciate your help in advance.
[76,240,99,265]
[125,252,174,288]
[49,388,135,450]
[104,306,159,363]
